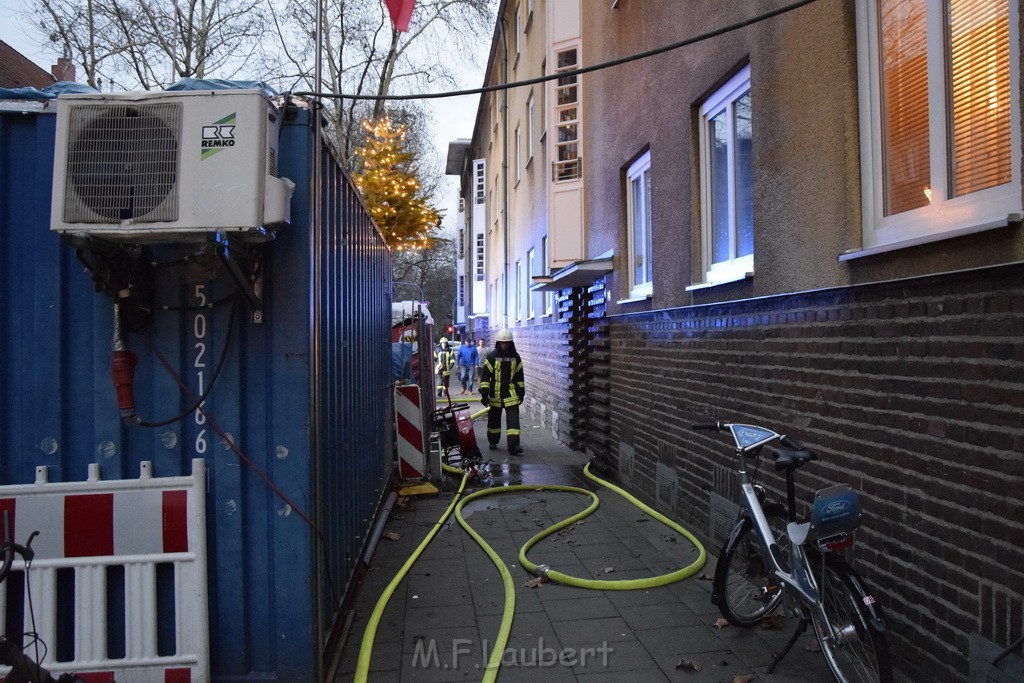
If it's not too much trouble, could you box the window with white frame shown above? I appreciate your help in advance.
[541,236,553,315]
[515,259,523,320]
[527,248,536,318]
[514,5,521,64]
[698,65,753,284]
[475,234,485,281]
[458,275,465,307]
[626,151,653,297]
[527,94,535,162]
[554,48,581,181]
[855,0,1020,252]
[515,125,522,182]
[474,160,485,204]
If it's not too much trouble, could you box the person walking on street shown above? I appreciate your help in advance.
[474,338,486,388]
[455,338,479,394]
[479,329,525,455]
[434,337,455,398]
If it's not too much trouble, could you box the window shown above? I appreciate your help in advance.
[515,125,522,182]
[553,48,581,181]
[474,160,485,204]
[541,236,553,315]
[514,6,521,64]
[526,94,535,162]
[527,248,536,318]
[458,275,465,307]
[698,65,753,284]
[855,0,1021,251]
[515,259,524,320]
[475,234,485,281]
[458,228,465,255]
[626,151,653,297]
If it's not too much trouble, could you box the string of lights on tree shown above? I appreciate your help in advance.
[352,116,441,252]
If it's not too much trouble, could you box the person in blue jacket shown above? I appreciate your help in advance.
[455,337,479,394]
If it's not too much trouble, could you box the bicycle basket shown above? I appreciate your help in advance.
[807,484,862,545]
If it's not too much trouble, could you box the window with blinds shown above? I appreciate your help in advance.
[949,0,1011,196]
[879,0,1011,217]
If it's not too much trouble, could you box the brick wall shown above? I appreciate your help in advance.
[511,318,573,446]
[606,263,1024,681]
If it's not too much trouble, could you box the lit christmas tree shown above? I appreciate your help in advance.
[352,116,441,251]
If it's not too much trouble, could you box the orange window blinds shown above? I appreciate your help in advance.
[880,0,1011,216]
[880,0,930,216]
[949,0,1011,197]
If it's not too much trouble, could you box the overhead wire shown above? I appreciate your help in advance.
[292,0,821,102]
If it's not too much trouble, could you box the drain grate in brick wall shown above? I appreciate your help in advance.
[969,633,1023,683]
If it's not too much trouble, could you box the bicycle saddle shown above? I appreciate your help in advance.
[765,444,817,472]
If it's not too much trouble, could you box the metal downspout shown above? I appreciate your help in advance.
[498,15,509,328]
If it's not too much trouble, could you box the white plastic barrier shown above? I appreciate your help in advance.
[395,384,427,479]
[0,459,209,682]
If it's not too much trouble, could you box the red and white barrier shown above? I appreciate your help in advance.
[0,460,209,682]
[394,384,427,479]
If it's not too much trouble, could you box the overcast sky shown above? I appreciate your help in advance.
[0,0,486,229]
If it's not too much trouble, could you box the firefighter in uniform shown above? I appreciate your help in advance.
[478,329,525,455]
[434,337,456,397]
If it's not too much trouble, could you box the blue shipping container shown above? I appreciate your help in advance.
[0,98,393,680]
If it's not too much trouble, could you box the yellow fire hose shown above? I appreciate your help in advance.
[354,453,706,682]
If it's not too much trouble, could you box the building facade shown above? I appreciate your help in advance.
[454,2,1023,679]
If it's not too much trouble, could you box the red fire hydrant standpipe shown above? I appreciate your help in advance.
[111,300,138,420]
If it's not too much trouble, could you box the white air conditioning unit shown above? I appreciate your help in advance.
[50,89,294,242]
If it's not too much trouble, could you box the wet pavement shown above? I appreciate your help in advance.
[332,407,836,682]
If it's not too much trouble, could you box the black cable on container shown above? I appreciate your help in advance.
[135,296,239,428]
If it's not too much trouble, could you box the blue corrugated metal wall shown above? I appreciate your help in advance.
[0,101,393,681]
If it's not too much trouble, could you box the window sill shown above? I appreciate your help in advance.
[686,272,752,291]
[838,217,1020,261]
[615,293,651,305]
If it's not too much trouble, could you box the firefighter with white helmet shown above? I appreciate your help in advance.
[478,328,525,455]
[434,337,456,397]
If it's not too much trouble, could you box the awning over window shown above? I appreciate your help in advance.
[529,254,613,292]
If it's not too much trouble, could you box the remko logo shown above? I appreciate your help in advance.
[201,113,236,159]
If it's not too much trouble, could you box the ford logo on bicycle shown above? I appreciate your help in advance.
[822,500,851,516]
[811,485,861,533]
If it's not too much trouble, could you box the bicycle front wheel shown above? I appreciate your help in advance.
[715,513,789,626]
[810,555,892,683]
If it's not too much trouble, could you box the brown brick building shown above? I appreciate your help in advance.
[450,2,1023,680]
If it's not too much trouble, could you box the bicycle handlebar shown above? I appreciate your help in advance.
[691,421,726,431]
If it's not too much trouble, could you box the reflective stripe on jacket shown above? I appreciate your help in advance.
[479,352,525,407]
[434,348,456,376]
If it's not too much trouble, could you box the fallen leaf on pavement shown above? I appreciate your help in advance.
[760,613,786,630]
[394,497,409,507]
[803,641,821,652]
[698,573,714,581]
[713,617,730,629]
[384,532,401,541]
[733,674,755,683]
[603,567,614,574]
[675,658,701,671]
[524,575,549,588]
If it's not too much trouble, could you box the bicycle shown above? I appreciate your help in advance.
[692,420,892,683]
[0,511,83,683]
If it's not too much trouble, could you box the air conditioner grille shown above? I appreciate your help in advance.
[64,103,182,223]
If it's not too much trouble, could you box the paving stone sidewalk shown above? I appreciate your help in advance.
[333,411,834,682]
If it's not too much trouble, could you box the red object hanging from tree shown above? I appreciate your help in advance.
[384,0,416,32]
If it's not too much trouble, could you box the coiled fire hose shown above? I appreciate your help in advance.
[354,462,706,682]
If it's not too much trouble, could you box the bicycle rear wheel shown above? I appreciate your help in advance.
[715,513,789,626]
[810,555,892,683]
